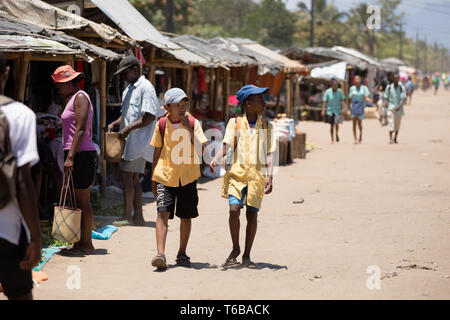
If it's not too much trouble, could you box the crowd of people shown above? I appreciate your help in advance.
[321,73,411,145]
[1,50,448,299]
[0,54,275,299]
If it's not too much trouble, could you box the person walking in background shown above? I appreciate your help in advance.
[432,73,440,96]
[321,78,346,144]
[349,75,373,144]
[385,74,407,144]
[108,56,158,226]
[52,65,97,255]
[405,76,414,105]
[0,52,41,299]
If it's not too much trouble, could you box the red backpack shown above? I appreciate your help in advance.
[158,115,195,145]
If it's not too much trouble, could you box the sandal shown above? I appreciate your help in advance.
[176,254,191,266]
[112,220,132,227]
[242,258,257,269]
[222,257,239,267]
[151,254,167,270]
[58,248,86,257]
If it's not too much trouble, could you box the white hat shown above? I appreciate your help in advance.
[164,88,189,104]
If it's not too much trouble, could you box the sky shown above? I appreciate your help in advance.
[285,0,450,50]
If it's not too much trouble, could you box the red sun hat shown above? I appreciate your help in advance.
[51,65,82,83]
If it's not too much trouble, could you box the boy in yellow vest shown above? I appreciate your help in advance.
[150,88,208,270]
[210,85,276,268]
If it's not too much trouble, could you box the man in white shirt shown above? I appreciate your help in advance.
[0,52,41,300]
[108,56,157,226]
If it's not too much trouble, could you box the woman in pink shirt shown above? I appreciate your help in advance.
[52,65,97,255]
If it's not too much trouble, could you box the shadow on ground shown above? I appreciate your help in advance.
[221,262,288,271]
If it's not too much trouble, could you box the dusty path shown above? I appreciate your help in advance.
[16,89,450,299]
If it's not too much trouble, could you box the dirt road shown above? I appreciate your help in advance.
[25,89,450,299]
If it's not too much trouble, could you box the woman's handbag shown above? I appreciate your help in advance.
[105,132,124,162]
[52,172,82,243]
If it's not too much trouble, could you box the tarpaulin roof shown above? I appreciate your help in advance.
[89,0,210,67]
[0,0,136,46]
[0,13,121,61]
[381,57,406,66]
[209,37,283,75]
[333,46,380,67]
[0,34,82,56]
[229,38,308,74]
[171,35,256,68]
[282,47,368,70]
[310,61,347,81]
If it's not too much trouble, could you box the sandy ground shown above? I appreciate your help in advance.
[10,89,450,300]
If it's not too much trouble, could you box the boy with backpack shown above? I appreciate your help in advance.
[210,85,276,268]
[0,52,41,299]
[150,88,208,270]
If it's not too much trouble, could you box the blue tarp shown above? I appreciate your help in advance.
[91,225,118,240]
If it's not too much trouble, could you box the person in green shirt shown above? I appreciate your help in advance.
[349,75,373,144]
[384,74,406,144]
[321,78,346,143]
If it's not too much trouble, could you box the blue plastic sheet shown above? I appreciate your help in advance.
[91,225,118,240]
[33,246,67,271]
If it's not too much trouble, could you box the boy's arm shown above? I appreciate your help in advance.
[17,163,41,270]
[264,152,273,194]
[209,142,229,173]
[151,147,162,197]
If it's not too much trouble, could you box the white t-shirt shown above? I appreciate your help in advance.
[120,76,158,162]
[0,101,40,245]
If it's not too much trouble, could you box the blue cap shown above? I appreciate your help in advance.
[164,88,189,104]
[236,85,269,107]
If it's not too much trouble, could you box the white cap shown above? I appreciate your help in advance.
[164,88,189,104]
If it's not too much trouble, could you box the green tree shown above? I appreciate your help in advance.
[241,0,296,48]
[294,0,349,48]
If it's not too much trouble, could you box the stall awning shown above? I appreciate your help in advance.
[229,38,308,74]
[89,0,211,67]
[0,0,136,46]
[170,35,256,68]
[333,46,380,67]
[0,34,83,56]
[210,37,283,76]
[310,61,347,81]
[0,13,121,61]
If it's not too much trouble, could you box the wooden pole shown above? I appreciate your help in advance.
[243,66,249,85]
[209,68,215,111]
[214,68,220,114]
[149,47,156,84]
[293,75,299,119]
[99,60,107,195]
[18,52,31,103]
[224,68,230,122]
[186,66,193,98]
[286,74,292,117]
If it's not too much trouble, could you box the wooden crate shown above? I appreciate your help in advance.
[292,132,307,159]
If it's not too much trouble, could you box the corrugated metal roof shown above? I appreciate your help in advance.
[210,37,282,75]
[171,35,256,68]
[0,0,136,46]
[284,47,368,70]
[90,0,176,49]
[228,38,308,74]
[0,34,82,55]
[0,13,121,61]
[333,46,380,67]
[90,0,211,66]
[380,57,406,66]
